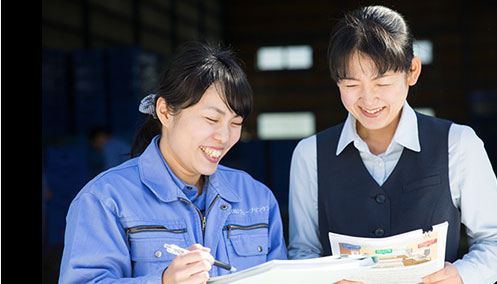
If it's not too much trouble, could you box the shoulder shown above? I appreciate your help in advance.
[293,135,316,158]
[449,123,484,151]
[215,164,277,202]
[216,164,269,190]
[74,157,141,203]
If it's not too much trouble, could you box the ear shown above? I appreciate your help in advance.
[156,96,171,128]
[407,56,422,86]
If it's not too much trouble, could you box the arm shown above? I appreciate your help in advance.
[59,191,215,284]
[59,192,163,284]
[425,124,497,284]
[287,136,323,259]
[266,190,288,261]
[451,125,497,283]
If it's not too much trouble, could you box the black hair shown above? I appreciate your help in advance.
[130,41,253,157]
[328,5,415,82]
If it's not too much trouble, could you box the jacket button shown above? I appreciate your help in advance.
[221,205,228,210]
[257,246,263,252]
[375,228,384,237]
[154,250,162,258]
[375,194,386,204]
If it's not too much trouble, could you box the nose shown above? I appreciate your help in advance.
[213,124,230,144]
[360,86,378,106]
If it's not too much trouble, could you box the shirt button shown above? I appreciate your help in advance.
[375,194,386,204]
[154,250,162,258]
[257,246,263,252]
[377,160,383,167]
[375,228,385,237]
[221,205,228,210]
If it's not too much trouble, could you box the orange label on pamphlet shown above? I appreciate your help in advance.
[418,238,437,249]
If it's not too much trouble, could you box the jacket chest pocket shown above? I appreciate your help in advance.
[126,224,188,277]
[223,223,269,272]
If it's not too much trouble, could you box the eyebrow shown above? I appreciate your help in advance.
[341,73,394,81]
[205,105,242,118]
[206,106,226,115]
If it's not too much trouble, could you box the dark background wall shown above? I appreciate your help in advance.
[42,1,497,283]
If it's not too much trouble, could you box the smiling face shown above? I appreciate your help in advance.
[337,51,421,138]
[157,83,243,186]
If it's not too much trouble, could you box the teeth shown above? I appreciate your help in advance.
[363,107,383,114]
[200,146,222,158]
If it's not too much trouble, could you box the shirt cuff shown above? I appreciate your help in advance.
[453,259,482,284]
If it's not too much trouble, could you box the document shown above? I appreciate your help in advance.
[207,254,378,284]
[329,221,448,284]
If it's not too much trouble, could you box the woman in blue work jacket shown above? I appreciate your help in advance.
[58,42,287,284]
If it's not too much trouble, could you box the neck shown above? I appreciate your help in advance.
[158,136,203,193]
[357,117,400,155]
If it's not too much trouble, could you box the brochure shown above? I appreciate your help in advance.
[329,221,448,284]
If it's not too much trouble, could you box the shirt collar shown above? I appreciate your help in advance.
[138,135,240,203]
[336,101,420,155]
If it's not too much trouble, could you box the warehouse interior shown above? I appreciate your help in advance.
[42,0,497,283]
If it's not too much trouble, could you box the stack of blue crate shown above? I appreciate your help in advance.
[107,47,163,140]
[72,48,109,136]
[221,140,269,185]
[43,143,90,246]
[267,140,299,212]
[468,91,497,172]
[42,48,71,139]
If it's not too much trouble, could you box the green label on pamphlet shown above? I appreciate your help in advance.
[375,249,392,254]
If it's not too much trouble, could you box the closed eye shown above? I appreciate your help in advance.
[206,117,218,123]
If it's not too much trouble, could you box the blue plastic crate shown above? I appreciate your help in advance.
[107,47,163,135]
[43,143,90,245]
[72,49,109,135]
[42,48,71,138]
[267,140,300,210]
[221,140,268,183]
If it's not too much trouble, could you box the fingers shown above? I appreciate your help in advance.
[421,262,462,284]
[334,280,363,284]
[162,244,214,284]
[187,244,211,253]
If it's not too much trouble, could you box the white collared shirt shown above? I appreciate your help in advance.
[287,102,497,283]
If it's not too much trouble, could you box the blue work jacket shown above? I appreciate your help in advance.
[58,135,287,284]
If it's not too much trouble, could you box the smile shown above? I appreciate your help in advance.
[360,106,385,115]
[200,146,222,159]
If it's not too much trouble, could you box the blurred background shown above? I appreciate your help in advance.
[42,0,497,283]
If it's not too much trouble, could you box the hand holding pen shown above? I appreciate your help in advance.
[164,243,237,272]
[161,244,216,284]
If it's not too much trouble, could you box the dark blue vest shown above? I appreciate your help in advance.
[317,112,461,262]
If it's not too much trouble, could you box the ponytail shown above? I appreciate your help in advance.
[130,116,161,158]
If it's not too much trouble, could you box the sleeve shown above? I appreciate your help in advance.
[287,136,323,259]
[449,124,497,284]
[58,191,164,284]
[266,190,288,261]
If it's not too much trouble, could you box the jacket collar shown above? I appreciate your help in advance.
[138,135,241,203]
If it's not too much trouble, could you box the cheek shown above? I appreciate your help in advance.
[339,90,356,110]
[228,128,242,148]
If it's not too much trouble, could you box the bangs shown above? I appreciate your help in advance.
[328,9,414,82]
[204,51,253,120]
[161,42,253,120]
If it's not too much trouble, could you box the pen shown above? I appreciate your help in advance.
[164,243,237,272]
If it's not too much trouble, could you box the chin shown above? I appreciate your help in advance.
[199,165,219,176]
[358,120,389,131]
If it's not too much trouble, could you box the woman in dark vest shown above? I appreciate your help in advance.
[287,5,497,284]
